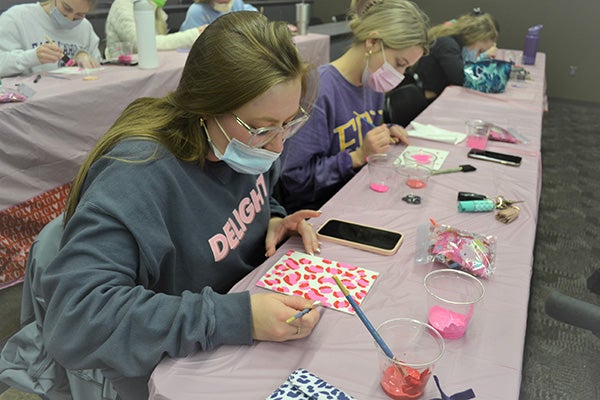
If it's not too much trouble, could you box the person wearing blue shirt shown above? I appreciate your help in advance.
[180,0,257,30]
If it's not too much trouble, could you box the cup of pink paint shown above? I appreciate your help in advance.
[465,119,490,150]
[113,42,134,65]
[423,269,485,339]
[367,154,395,193]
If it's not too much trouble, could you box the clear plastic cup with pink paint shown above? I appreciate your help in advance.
[423,269,485,339]
[465,119,490,150]
[402,151,437,190]
[367,154,395,193]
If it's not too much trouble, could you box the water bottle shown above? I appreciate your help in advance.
[133,0,159,69]
[522,24,543,65]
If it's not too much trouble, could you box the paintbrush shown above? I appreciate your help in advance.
[431,164,477,175]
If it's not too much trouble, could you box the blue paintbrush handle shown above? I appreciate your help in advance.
[345,295,395,359]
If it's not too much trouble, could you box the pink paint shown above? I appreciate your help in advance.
[118,54,132,64]
[406,179,426,189]
[411,153,434,164]
[370,183,389,192]
[466,135,488,150]
[428,305,472,339]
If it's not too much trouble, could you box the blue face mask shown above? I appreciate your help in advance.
[462,46,479,64]
[206,118,280,175]
[50,6,83,30]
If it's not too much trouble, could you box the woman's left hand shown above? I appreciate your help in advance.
[265,210,321,257]
[75,51,99,69]
[388,124,410,146]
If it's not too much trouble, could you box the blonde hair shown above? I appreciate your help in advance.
[64,11,313,222]
[348,0,430,52]
[429,13,498,45]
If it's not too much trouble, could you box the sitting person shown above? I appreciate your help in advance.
[0,0,101,77]
[412,9,499,101]
[180,0,257,30]
[3,11,320,400]
[278,0,429,213]
[105,0,205,60]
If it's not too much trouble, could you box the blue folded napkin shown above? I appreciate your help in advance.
[267,368,356,400]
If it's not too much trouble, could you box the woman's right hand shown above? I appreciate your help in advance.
[36,43,64,65]
[351,125,393,168]
[250,293,320,341]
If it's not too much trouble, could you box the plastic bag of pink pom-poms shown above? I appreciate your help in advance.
[416,221,496,278]
[0,88,27,103]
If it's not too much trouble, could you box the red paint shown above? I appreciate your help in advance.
[380,365,431,400]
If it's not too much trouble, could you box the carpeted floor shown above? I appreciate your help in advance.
[1,98,599,399]
[519,98,600,399]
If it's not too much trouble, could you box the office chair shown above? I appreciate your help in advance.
[545,271,600,338]
[383,82,429,128]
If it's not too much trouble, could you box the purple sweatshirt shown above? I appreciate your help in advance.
[279,64,384,212]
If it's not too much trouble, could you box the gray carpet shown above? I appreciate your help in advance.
[1,98,599,399]
[519,98,600,399]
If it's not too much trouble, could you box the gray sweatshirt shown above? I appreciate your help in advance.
[40,139,286,398]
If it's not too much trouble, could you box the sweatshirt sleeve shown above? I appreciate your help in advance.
[40,205,253,378]
[155,28,200,52]
[435,38,465,86]
[0,11,40,77]
[280,99,355,211]
[106,0,200,58]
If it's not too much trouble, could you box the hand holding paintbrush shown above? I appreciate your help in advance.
[35,35,65,65]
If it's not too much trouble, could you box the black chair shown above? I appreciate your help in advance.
[545,270,600,338]
[383,83,429,128]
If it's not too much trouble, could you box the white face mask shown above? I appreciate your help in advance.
[212,0,234,13]
[50,6,82,30]
[206,118,280,175]
[361,42,405,93]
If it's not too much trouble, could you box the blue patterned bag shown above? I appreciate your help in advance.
[463,60,513,93]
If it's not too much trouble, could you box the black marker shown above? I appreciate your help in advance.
[33,74,42,83]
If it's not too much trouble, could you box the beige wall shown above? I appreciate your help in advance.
[311,0,599,103]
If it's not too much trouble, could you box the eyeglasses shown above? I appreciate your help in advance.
[233,106,309,147]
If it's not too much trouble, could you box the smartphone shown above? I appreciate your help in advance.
[316,218,403,256]
[467,149,522,167]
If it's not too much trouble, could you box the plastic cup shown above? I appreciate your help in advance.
[376,318,445,400]
[402,151,437,189]
[424,269,485,340]
[465,119,490,150]
[113,42,134,64]
[367,154,395,193]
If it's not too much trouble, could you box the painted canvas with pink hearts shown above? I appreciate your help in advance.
[256,249,380,315]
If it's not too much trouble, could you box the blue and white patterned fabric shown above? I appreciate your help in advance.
[463,60,513,94]
[267,368,356,400]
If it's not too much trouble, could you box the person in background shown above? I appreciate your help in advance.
[33,11,319,399]
[105,0,205,60]
[180,0,257,30]
[0,0,101,77]
[412,9,499,101]
[278,0,429,213]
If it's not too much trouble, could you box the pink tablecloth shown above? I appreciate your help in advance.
[149,55,546,399]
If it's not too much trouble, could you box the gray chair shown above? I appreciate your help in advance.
[545,272,600,338]
[383,83,429,128]
[0,216,118,399]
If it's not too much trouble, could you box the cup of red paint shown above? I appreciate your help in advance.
[424,269,485,340]
[367,153,395,193]
[402,151,436,190]
[376,318,445,400]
